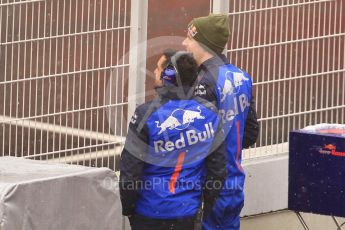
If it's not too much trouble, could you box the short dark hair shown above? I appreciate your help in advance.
[162,49,198,87]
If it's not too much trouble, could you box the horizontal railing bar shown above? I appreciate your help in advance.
[46,147,124,163]
[0,115,125,143]
[227,0,335,16]
[227,33,345,53]
[0,64,129,85]
[253,69,345,85]
[0,0,46,7]
[0,102,128,123]
[0,26,131,45]
[23,141,124,159]
[258,105,345,122]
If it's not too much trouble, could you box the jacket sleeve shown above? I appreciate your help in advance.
[242,94,260,148]
[119,108,149,216]
[202,127,227,218]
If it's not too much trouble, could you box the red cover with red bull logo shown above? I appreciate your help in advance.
[289,124,345,217]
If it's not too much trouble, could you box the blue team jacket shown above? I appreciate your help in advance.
[120,86,227,219]
[195,57,253,195]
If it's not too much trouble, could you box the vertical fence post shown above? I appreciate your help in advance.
[212,0,230,55]
[128,0,148,125]
[124,1,148,228]
[212,0,229,14]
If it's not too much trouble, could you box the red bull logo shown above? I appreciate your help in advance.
[182,106,205,124]
[155,106,205,135]
[233,72,249,88]
[154,122,215,153]
[188,24,198,37]
[155,116,181,135]
[319,144,345,157]
[219,71,250,103]
[219,94,250,123]
[324,144,336,151]
[194,84,206,96]
[219,77,235,103]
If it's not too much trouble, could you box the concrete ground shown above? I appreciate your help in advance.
[241,210,345,230]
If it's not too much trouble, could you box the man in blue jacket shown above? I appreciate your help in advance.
[183,14,259,229]
[120,50,228,230]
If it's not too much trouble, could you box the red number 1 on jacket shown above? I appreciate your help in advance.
[169,152,186,194]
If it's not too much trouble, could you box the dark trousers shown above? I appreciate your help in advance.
[129,214,195,230]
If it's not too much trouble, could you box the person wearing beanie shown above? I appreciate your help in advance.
[188,14,229,54]
[183,14,259,230]
[119,50,228,230]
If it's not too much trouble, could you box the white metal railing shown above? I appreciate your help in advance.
[1,0,344,170]
[227,0,335,15]
[0,0,132,170]
[212,0,345,159]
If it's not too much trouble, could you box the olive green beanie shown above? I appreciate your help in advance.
[188,14,229,54]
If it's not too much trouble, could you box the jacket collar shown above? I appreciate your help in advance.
[198,54,228,72]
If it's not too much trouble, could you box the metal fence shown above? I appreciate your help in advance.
[0,0,344,169]
[211,0,345,159]
[0,0,133,170]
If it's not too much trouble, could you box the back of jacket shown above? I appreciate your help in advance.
[195,57,254,195]
[135,99,220,218]
[216,64,252,193]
